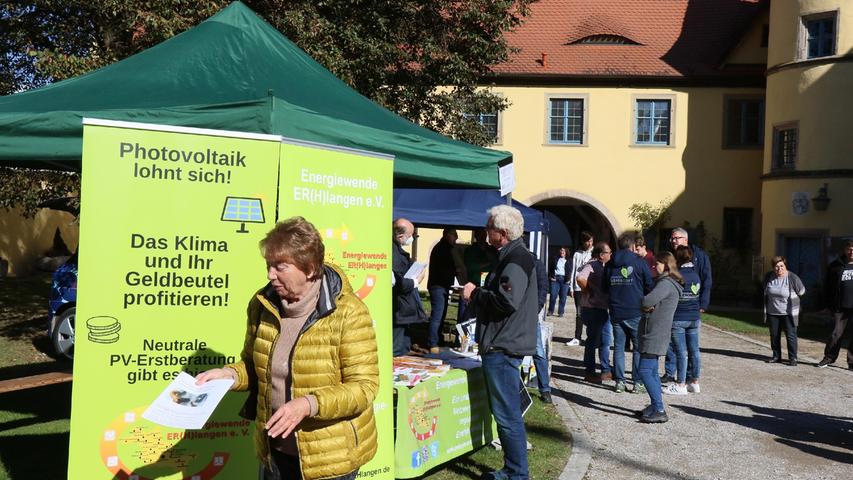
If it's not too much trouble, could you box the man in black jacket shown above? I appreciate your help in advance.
[818,240,853,369]
[392,218,426,357]
[426,228,459,353]
[531,253,552,404]
[463,205,537,480]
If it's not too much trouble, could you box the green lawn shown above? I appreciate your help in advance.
[422,395,570,479]
[0,383,568,480]
[0,382,71,480]
[0,284,570,479]
[703,309,832,342]
[0,273,57,370]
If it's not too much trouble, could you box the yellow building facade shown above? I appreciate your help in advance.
[760,0,853,296]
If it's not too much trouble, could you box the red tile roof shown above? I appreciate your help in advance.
[492,0,767,79]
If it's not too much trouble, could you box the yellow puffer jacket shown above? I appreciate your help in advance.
[226,264,379,479]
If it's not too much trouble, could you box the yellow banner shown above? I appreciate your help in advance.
[278,141,395,479]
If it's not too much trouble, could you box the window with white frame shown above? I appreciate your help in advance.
[772,124,798,169]
[801,12,837,59]
[548,97,585,144]
[635,99,672,145]
[464,112,499,143]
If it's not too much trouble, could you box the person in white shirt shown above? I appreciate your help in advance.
[548,247,570,316]
[567,231,594,346]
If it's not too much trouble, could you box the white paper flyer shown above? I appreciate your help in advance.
[142,371,234,430]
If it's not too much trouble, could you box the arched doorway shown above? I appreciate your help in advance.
[526,190,620,254]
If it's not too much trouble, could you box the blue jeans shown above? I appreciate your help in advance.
[548,277,569,315]
[637,354,664,412]
[601,317,613,373]
[533,320,550,393]
[671,319,701,383]
[427,286,449,348]
[582,308,610,374]
[613,316,641,385]
[481,352,529,480]
[664,344,676,377]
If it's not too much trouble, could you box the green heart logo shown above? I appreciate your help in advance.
[691,283,700,295]
[620,266,633,278]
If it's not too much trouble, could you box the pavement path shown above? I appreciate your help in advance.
[546,306,853,480]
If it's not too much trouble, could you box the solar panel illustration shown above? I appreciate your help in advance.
[221,197,265,233]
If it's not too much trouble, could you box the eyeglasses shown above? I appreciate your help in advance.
[669,236,686,242]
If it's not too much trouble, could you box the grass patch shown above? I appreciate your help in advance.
[421,395,570,479]
[0,273,56,369]
[0,382,71,479]
[703,309,832,343]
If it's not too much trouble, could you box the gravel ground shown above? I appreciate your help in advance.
[546,306,853,480]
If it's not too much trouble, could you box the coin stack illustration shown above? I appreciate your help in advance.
[87,316,121,343]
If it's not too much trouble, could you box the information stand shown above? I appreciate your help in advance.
[393,367,496,479]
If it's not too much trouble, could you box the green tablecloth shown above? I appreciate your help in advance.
[394,367,497,478]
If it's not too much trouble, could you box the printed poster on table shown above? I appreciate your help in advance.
[278,140,395,479]
[70,119,281,479]
[393,369,496,479]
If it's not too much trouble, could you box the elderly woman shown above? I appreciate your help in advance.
[763,256,806,366]
[197,217,378,480]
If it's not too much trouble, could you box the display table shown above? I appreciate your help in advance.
[393,364,496,478]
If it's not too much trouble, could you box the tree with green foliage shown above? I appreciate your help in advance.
[1,1,533,216]
[1,0,533,145]
[628,197,672,233]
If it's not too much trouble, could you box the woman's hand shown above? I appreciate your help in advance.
[195,368,237,386]
[266,397,311,439]
[642,306,655,313]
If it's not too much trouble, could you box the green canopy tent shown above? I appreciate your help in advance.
[0,1,510,188]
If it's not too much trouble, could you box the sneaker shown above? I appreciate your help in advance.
[632,383,647,394]
[636,404,656,417]
[600,372,613,382]
[614,381,626,393]
[765,357,781,364]
[816,358,833,368]
[640,410,669,423]
[786,359,797,367]
[540,391,553,404]
[566,338,581,346]
[687,381,701,393]
[481,470,510,480]
[584,373,602,384]
[662,383,688,395]
[660,374,675,384]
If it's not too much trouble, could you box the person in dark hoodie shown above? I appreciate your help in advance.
[817,240,853,369]
[531,250,553,403]
[663,246,702,396]
[604,232,654,393]
[463,205,538,480]
[662,227,712,383]
[426,228,459,353]
[637,251,684,423]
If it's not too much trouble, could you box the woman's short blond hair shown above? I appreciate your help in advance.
[260,216,325,280]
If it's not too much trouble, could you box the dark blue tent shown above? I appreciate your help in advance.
[393,189,548,232]
[393,188,549,259]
